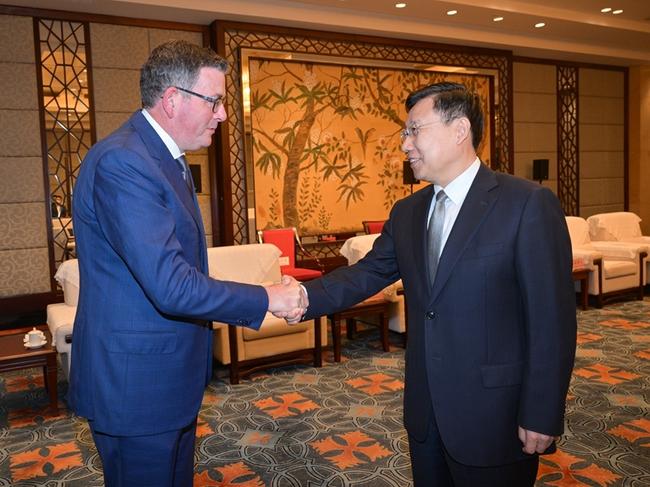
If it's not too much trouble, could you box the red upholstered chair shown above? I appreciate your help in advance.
[258,227,323,281]
[363,220,385,234]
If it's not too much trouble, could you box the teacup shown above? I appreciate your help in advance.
[25,328,45,346]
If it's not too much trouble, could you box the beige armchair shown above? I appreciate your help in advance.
[208,244,326,384]
[339,234,405,334]
[587,212,650,284]
[566,216,647,307]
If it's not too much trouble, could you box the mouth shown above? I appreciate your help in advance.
[408,156,422,167]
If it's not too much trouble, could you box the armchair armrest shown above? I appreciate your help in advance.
[589,241,649,261]
[572,248,602,270]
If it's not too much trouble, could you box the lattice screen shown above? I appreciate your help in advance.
[36,18,93,266]
[557,66,579,216]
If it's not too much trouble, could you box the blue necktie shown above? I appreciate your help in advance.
[176,155,193,192]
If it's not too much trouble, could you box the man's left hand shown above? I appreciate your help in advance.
[518,426,557,454]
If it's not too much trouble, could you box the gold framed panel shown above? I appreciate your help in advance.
[215,22,512,244]
[241,49,496,237]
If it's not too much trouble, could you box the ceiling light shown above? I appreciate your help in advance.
[612,9,623,14]
[493,16,504,22]
[447,10,458,16]
[395,2,406,8]
[534,22,546,28]
[600,7,612,13]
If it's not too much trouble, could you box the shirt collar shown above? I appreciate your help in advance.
[433,157,481,206]
[141,109,184,160]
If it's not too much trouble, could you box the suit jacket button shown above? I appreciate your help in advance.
[426,311,436,320]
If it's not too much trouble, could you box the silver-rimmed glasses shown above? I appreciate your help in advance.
[400,120,443,142]
[174,86,224,112]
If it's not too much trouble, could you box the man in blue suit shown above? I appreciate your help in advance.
[301,82,576,486]
[69,41,305,487]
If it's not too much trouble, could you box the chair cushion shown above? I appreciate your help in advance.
[46,303,76,347]
[261,228,297,267]
[587,212,642,241]
[242,313,312,341]
[340,234,380,265]
[54,259,79,306]
[565,216,591,246]
[208,244,281,284]
[602,260,637,279]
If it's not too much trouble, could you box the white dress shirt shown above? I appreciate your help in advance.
[427,157,482,259]
[141,109,185,170]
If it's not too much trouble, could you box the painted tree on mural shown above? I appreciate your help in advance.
[251,60,489,232]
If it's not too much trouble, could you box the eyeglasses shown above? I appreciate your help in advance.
[400,121,443,142]
[174,86,224,112]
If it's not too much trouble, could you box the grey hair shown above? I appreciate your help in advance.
[140,40,229,108]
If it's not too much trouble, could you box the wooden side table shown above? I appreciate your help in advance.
[0,327,58,410]
[572,267,590,310]
[327,293,391,362]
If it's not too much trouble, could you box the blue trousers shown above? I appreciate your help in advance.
[90,419,197,487]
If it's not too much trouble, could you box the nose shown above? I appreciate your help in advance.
[401,135,413,153]
[214,103,227,122]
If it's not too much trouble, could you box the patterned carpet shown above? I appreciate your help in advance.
[1,300,649,486]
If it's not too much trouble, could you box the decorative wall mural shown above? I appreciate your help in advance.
[246,56,492,235]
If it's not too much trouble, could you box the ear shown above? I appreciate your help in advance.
[455,117,471,145]
[160,86,178,118]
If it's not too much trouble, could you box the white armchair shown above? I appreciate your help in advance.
[339,234,406,334]
[208,244,327,384]
[46,258,79,378]
[566,216,647,307]
[587,212,650,284]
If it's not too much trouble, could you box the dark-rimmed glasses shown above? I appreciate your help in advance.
[174,86,224,112]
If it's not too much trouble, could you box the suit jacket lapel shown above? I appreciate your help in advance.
[130,112,205,235]
[413,185,436,290]
[431,164,499,302]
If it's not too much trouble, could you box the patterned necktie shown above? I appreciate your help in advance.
[427,189,448,286]
[176,155,193,192]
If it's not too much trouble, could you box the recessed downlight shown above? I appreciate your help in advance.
[601,7,612,13]
[493,16,504,22]
[395,2,406,8]
[534,22,546,28]
[447,10,458,16]
[612,9,623,14]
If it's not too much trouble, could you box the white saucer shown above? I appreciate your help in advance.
[24,338,47,349]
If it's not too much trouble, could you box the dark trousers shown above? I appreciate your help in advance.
[408,417,539,487]
[90,419,197,487]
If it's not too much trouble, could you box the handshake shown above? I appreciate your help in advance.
[265,275,309,324]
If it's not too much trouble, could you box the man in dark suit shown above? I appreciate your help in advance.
[302,82,576,486]
[69,41,306,487]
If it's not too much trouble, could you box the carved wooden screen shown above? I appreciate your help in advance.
[36,18,94,266]
[557,66,579,216]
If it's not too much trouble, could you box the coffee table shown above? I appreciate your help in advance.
[0,327,58,410]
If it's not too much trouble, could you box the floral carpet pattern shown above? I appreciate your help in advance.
[1,300,649,486]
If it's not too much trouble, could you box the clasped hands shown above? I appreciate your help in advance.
[265,275,309,324]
